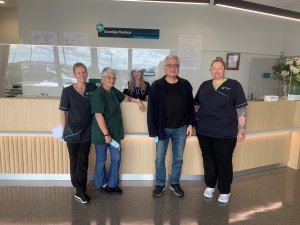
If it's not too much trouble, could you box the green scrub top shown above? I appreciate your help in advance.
[91,86,125,144]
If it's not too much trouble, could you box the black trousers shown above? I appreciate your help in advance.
[67,142,91,193]
[197,135,237,194]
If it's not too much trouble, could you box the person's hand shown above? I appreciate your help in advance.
[186,125,193,136]
[137,100,145,112]
[192,127,196,136]
[237,130,246,142]
[105,135,112,144]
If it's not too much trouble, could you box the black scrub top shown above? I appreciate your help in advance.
[59,83,97,143]
[194,78,247,139]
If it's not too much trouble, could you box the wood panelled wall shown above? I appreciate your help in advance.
[0,98,300,176]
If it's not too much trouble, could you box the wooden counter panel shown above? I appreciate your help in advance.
[0,133,293,176]
[0,98,60,132]
[247,101,296,132]
[233,132,290,171]
[287,131,300,169]
[0,98,299,133]
[294,103,300,127]
[0,136,69,174]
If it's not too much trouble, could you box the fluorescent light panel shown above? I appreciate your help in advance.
[0,1,6,4]
[114,0,209,5]
[214,0,300,22]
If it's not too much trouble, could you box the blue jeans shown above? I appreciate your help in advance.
[94,142,121,188]
[155,125,187,186]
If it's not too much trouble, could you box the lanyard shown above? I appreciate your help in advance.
[135,87,140,98]
[110,90,122,118]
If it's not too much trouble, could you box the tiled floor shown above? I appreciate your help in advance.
[1,167,300,225]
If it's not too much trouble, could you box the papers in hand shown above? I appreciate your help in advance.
[154,136,159,144]
[52,124,63,139]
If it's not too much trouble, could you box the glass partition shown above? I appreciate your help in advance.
[0,43,287,100]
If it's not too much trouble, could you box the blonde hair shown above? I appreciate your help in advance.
[128,70,147,95]
[73,62,87,73]
[210,57,226,68]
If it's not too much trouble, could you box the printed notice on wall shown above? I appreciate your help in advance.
[178,35,202,70]
[32,31,57,45]
[64,32,89,46]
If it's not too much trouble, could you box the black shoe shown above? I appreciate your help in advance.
[85,193,91,201]
[170,184,184,197]
[100,185,113,194]
[111,186,123,195]
[152,185,165,197]
[74,191,88,204]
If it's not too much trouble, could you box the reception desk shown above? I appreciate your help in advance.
[0,98,300,180]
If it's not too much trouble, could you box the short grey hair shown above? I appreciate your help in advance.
[164,55,180,65]
[101,67,115,79]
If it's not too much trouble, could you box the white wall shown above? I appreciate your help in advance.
[282,22,300,56]
[7,0,300,97]
[0,7,19,43]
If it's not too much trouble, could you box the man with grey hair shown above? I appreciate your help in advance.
[147,55,195,197]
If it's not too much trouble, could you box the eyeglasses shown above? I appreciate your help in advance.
[165,64,180,68]
[105,76,116,80]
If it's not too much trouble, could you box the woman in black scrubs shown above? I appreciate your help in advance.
[123,69,150,101]
[59,62,97,204]
[194,57,247,203]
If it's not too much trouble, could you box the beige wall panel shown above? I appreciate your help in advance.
[121,102,148,133]
[120,138,155,174]
[287,131,300,169]
[182,137,203,175]
[233,133,291,171]
[293,102,300,127]
[247,101,296,132]
[0,136,69,174]
[0,98,60,131]
[1,99,299,133]
[0,133,294,175]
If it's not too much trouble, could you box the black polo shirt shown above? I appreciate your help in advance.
[123,81,150,100]
[59,83,97,143]
[194,78,247,139]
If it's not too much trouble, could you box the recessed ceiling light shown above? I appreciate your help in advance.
[113,0,209,5]
[0,1,6,4]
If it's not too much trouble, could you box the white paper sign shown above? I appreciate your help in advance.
[32,31,57,45]
[178,35,202,70]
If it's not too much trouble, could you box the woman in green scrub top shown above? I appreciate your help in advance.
[91,67,144,194]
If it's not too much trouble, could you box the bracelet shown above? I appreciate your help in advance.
[104,133,110,136]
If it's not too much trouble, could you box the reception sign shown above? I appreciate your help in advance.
[96,23,159,39]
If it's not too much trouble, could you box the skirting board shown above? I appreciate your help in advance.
[0,164,285,181]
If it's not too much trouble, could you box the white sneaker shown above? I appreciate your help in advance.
[218,193,231,203]
[203,187,215,198]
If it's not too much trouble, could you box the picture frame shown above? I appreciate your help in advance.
[226,53,240,70]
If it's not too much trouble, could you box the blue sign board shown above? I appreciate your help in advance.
[98,27,159,39]
[262,73,271,78]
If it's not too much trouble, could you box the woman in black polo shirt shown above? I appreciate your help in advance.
[59,63,97,204]
[194,57,247,203]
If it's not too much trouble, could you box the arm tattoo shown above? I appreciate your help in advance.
[236,106,247,133]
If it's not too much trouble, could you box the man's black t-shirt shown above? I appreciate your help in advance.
[164,80,186,128]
